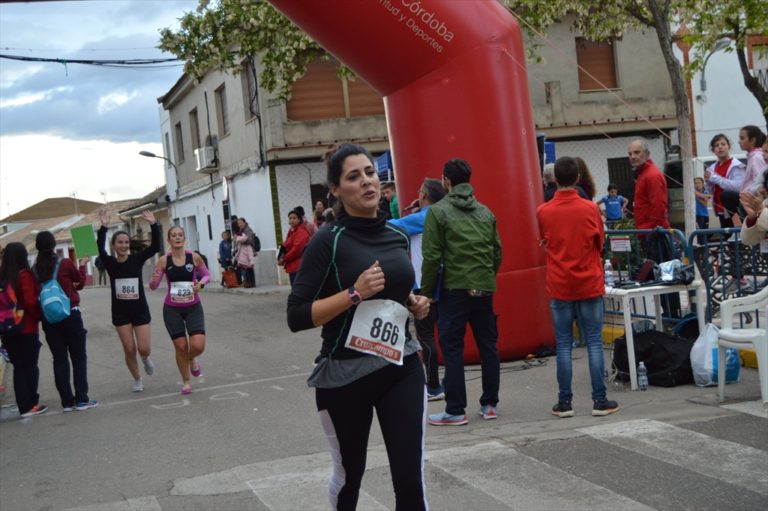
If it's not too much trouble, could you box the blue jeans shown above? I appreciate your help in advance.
[550,297,607,402]
[42,309,90,407]
[438,290,500,416]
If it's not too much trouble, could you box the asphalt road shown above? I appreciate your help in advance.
[1,285,766,511]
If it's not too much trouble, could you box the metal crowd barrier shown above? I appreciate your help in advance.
[685,228,768,326]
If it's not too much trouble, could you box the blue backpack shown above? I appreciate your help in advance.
[39,259,71,324]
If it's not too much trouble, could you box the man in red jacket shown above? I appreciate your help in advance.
[629,139,670,230]
[537,156,619,419]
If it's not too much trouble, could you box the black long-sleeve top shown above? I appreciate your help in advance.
[97,223,160,312]
[287,210,415,360]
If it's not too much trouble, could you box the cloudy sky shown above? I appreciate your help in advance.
[0,0,197,218]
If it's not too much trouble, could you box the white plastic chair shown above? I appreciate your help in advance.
[717,286,768,403]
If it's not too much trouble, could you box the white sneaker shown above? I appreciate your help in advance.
[142,358,155,376]
[132,378,144,392]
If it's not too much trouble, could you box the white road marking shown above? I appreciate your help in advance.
[64,495,162,511]
[579,419,768,495]
[150,399,190,410]
[271,385,284,391]
[722,400,768,419]
[426,442,654,511]
[209,391,249,400]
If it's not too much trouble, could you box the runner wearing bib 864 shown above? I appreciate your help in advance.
[287,143,431,511]
[97,209,160,393]
[149,226,210,395]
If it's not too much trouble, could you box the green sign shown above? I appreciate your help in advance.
[70,225,99,258]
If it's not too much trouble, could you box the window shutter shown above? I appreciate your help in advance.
[576,38,618,91]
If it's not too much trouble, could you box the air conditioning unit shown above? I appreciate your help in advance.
[194,146,217,173]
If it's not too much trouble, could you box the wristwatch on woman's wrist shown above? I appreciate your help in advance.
[348,286,363,305]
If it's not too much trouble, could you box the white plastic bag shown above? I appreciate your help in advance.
[691,323,718,387]
[690,323,742,386]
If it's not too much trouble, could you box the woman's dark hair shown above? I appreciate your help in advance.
[762,168,768,196]
[34,231,58,282]
[0,242,30,289]
[709,133,731,151]
[741,125,767,148]
[294,206,306,220]
[326,143,375,187]
[288,209,300,220]
[574,157,596,198]
[111,230,130,246]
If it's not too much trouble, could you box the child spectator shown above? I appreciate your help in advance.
[694,177,711,231]
[597,184,628,229]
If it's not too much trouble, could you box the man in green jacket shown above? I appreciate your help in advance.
[421,158,502,426]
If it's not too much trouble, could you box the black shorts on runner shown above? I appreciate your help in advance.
[162,302,205,340]
[112,304,151,327]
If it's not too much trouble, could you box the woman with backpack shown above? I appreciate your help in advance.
[149,226,211,395]
[34,231,98,412]
[0,242,47,418]
[97,209,160,393]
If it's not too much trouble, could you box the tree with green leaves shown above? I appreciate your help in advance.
[683,0,768,126]
[160,0,763,235]
[159,0,332,101]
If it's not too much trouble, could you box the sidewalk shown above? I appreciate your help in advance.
[203,282,291,296]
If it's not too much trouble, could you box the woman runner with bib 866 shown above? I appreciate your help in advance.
[287,143,431,510]
[149,226,210,395]
[97,209,160,393]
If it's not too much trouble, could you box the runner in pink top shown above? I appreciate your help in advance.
[149,226,210,394]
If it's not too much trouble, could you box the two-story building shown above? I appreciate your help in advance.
[155,20,685,285]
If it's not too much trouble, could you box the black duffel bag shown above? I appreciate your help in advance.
[612,330,695,387]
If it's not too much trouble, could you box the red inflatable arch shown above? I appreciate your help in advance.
[271,0,553,361]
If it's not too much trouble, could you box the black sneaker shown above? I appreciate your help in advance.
[592,399,619,416]
[551,400,574,418]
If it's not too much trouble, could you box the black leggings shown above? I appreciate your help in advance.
[316,353,427,511]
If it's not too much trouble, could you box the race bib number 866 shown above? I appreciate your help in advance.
[345,299,408,365]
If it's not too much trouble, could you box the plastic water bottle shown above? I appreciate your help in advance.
[604,259,615,286]
[638,361,649,391]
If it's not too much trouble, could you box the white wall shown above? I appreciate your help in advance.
[675,43,766,158]
[554,135,667,198]
[274,162,325,239]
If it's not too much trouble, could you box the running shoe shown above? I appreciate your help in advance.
[552,400,574,418]
[479,404,497,420]
[592,399,619,416]
[75,400,99,411]
[181,383,192,395]
[427,385,445,401]
[132,378,144,392]
[62,404,74,413]
[142,357,155,376]
[428,412,468,426]
[190,362,202,378]
[20,403,48,418]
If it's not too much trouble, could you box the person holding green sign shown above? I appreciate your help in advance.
[98,209,160,393]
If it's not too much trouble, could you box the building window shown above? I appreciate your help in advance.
[215,84,230,136]
[241,59,258,121]
[189,108,201,151]
[174,122,185,163]
[575,38,618,91]
[163,132,172,164]
[747,36,768,90]
[286,58,384,121]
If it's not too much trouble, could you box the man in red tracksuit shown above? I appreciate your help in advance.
[537,156,619,418]
[629,139,670,230]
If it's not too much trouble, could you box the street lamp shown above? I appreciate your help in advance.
[139,150,179,200]
[700,39,731,92]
